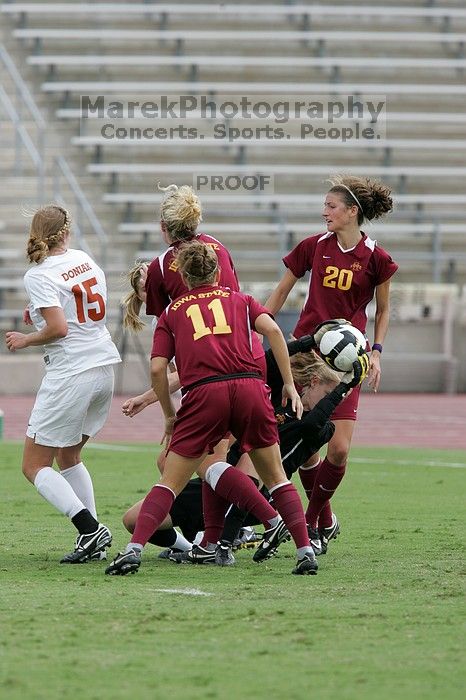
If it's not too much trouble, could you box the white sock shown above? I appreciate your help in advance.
[299,458,321,471]
[60,462,97,519]
[126,542,143,553]
[34,467,86,519]
[173,532,192,552]
[204,461,230,490]
[193,531,204,545]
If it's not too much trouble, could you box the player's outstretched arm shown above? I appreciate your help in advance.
[264,268,298,316]
[151,356,176,445]
[122,370,181,418]
[254,313,303,419]
[122,389,157,418]
[368,279,391,392]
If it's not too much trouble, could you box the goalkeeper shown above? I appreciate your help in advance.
[220,320,369,562]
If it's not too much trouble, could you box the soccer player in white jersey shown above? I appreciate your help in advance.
[5,205,121,563]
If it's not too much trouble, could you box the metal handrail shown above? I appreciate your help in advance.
[53,155,108,266]
[0,43,45,202]
[0,43,107,265]
[0,84,44,200]
[0,44,46,128]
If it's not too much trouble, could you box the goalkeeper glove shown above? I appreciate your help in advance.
[341,353,370,388]
[294,334,317,352]
[313,318,349,346]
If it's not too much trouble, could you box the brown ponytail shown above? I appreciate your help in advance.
[27,205,71,264]
[328,175,393,225]
[175,240,218,289]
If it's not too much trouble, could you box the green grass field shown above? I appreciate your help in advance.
[1,441,465,700]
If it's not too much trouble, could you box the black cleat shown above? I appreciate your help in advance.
[253,518,290,563]
[88,549,107,562]
[292,552,318,575]
[319,514,340,555]
[215,542,235,566]
[158,547,183,560]
[232,527,262,551]
[170,544,216,564]
[60,524,112,564]
[105,548,141,576]
[307,525,323,556]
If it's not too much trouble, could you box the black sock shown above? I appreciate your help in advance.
[221,476,259,544]
[71,509,99,535]
[221,505,249,545]
[148,528,178,548]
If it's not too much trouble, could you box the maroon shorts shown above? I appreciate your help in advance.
[331,384,361,421]
[168,377,279,458]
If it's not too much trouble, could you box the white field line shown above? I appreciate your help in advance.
[88,443,156,452]
[153,588,212,597]
[90,444,466,469]
[351,457,465,469]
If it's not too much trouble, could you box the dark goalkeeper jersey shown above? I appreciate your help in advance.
[227,341,349,477]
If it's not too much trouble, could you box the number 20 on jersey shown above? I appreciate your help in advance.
[322,266,353,291]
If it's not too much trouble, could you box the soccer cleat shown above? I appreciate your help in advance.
[232,527,262,551]
[307,525,323,556]
[215,542,235,566]
[105,548,141,576]
[60,524,112,564]
[319,514,340,555]
[88,549,107,562]
[292,552,318,575]
[170,544,216,564]
[158,547,184,560]
[253,518,290,563]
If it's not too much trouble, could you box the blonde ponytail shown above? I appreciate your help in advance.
[158,183,202,242]
[122,262,146,332]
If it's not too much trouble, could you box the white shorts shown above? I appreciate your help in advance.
[27,365,115,448]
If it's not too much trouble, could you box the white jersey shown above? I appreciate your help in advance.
[24,248,121,378]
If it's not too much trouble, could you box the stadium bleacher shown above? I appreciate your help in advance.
[1,0,466,391]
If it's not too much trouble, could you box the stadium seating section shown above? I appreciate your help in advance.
[0,1,465,391]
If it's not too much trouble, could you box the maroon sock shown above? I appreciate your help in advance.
[307,458,346,529]
[318,501,334,530]
[201,481,230,546]
[214,467,278,528]
[300,462,334,529]
[131,484,175,547]
[299,463,318,527]
[271,482,309,549]
[298,462,319,498]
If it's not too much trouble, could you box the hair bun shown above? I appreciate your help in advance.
[366,180,393,220]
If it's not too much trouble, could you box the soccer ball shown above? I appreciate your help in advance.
[318,323,368,372]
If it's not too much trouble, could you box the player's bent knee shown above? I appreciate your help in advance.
[327,445,349,466]
[157,451,166,474]
[22,462,33,481]
[122,501,143,533]
[122,510,135,533]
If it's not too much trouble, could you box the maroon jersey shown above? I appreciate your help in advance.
[145,232,240,317]
[283,231,398,337]
[151,285,270,388]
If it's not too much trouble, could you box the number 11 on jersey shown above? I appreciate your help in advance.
[186,299,232,340]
